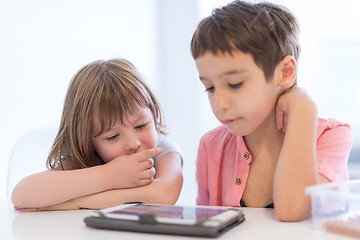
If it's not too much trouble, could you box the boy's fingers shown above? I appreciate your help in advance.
[276,110,284,130]
[283,113,288,132]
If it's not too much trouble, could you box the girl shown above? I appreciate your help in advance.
[11,58,183,211]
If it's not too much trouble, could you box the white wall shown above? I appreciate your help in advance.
[2,0,358,204]
[0,0,205,203]
[155,1,202,204]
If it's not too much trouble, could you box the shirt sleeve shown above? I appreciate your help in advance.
[196,137,210,205]
[153,136,183,166]
[317,121,352,182]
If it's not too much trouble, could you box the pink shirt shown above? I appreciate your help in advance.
[196,118,352,207]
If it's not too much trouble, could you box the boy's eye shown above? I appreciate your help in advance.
[229,82,243,88]
[204,86,214,93]
[135,122,148,130]
[106,134,119,141]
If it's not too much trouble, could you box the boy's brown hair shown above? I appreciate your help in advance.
[47,58,165,170]
[191,0,300,82]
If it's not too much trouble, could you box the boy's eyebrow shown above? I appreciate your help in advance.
[199,69,247,81]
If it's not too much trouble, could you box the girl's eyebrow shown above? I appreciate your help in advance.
[95,127,115,138]
[122,112,149,127]
[95,111,149,137]
[132,115,146,123]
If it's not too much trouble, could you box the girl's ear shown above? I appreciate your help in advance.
[275,55,297,88]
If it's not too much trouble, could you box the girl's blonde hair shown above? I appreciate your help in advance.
[47,58,165,170]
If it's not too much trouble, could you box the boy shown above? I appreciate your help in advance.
[191,1,352,221]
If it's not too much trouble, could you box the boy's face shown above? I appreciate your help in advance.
[195,51,282,136]
[91,106,158,163]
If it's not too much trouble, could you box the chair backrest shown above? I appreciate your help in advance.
[6,128,58,203]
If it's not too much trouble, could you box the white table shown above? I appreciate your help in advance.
[0,198,355,240]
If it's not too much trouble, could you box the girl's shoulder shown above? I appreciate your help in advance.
[154,136,183,165]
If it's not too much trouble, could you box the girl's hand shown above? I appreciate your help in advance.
[104,148,162,190]
[275,86,316,132]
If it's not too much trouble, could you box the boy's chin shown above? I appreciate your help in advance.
[225,125,248,136]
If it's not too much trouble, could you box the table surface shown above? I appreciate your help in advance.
[0,199,356,240]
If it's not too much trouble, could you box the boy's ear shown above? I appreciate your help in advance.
[275,55,297,88]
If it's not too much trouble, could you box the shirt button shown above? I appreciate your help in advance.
[235,178,242,185]
[243,152,250,159]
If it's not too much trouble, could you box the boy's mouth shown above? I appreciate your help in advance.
[222,119,234,125]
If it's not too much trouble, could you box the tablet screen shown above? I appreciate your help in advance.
[108,204,227,221]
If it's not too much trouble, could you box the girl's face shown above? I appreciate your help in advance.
[195,51,282,136]
[91,106,158,163]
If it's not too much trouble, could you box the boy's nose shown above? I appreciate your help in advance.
[214,89,230,111]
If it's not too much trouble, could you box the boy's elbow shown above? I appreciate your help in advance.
[274,202,310,222]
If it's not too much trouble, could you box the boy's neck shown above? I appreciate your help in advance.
[243,109,284,156]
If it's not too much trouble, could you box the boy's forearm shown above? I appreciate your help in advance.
[11,164,109,209]
[274,99,318,221]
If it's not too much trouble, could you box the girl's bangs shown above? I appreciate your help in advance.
[93,82,150,137]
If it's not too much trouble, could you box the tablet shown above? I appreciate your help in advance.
[84,203,245,237]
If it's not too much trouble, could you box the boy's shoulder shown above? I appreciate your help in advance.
[202,125,229,136]
[200,125,236,146]
[317,117,351,139]
[317,117,351,131]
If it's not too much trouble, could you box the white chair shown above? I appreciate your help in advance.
[6,128,58,205]
[349,147,360,180]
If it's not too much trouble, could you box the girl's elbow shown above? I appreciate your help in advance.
[11,188,26,209]
[163,194,179,205]
[161,175,183,205]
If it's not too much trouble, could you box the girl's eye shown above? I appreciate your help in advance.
[229,82,243,89]
[204,86,214,93]
[135,122,148,130]
[106,134,119,141]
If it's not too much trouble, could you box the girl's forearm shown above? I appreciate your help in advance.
[75,176,182,210]
[58,154,183,210]
[13,152,182,210]
[273,99,318,221]
[11,164,109,209]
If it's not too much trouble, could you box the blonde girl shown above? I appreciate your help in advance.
[12,58,183,211]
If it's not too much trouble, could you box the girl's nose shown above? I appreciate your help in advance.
[124,132,141,153]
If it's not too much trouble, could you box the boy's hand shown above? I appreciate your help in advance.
[104,148,162,190]
[275,86,316,132]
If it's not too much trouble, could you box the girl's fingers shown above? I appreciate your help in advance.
[137,178,153,186]
[139,167,156,180]
[132,148,162,162]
